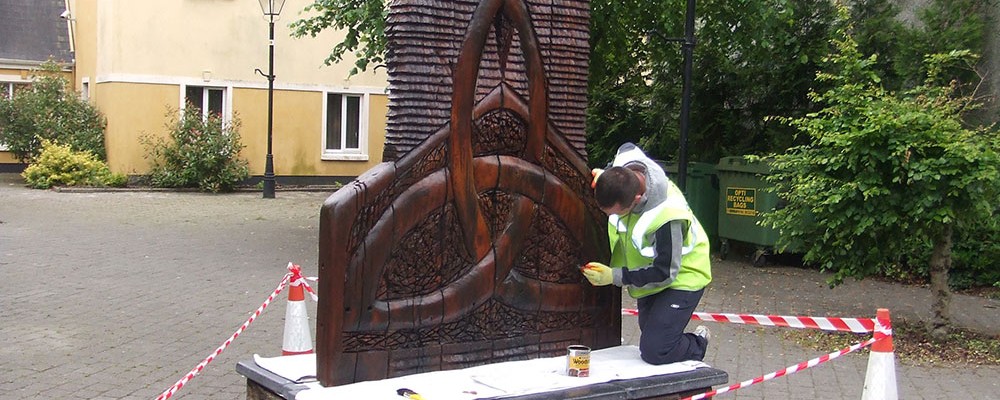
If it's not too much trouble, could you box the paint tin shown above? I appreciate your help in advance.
[566,345,591,377]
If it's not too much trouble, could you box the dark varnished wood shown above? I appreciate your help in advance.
[317,0,617,386]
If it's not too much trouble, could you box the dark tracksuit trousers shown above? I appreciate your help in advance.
[636,287,707,365]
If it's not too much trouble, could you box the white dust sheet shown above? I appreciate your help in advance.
[253,345,710,399]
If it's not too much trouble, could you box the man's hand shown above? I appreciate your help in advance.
[591,168,604,189]
[581,262,613,286]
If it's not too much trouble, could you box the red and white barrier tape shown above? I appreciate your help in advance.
[680,337,878,400]
[154,271,883,399]
[154,266,300,400]
[287,262,318,301]
[623,307,892,398]
[621,308,876,333]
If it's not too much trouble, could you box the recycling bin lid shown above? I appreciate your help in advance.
[716,156,771,174]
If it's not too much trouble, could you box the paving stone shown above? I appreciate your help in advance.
[1,173,998,399]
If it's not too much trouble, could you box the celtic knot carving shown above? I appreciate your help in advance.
[342,299,594,352]
[379,204,474,300]
[515,207,581,283]
[317,0,616,386]
[473,109,527,156]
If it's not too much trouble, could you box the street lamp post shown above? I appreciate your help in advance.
[677,0,695,193]
[257,0,286,199]
[649,0,696,193]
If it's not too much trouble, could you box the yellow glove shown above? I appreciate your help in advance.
[591,168,604,189]
[582,262,613,286]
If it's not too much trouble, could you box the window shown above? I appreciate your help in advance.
[184,85,226,120]
[323,92,367,160]
[1,82,29,100]
[0,81,29,151]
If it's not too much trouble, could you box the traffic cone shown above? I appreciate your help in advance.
[282,272,314,356]
[862,308,897,400]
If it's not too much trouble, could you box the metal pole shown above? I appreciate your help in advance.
[677,0,695,193]
[263,17,276,198]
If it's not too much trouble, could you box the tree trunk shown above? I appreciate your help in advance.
[928,223,953,340]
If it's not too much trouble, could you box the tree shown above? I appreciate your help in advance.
[684,0,838,163]
[893,0,989,93]
[0,62,106,162]
[289,0,388,75]
[850,0,993,121]
[288,0,841,165]
[589,0,988,165]
[587,0,841,165]
[287,0,995,168]
[763,14,1000,338]
[585,0,684,164]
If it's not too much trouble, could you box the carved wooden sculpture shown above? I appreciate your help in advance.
[316,0,620,386]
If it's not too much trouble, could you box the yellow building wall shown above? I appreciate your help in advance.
[83,0,386,90]
[60,0,390,178]
[360,95,388,175]
[235,88,387,177]
[96,82,387,176]
[96,82,178,174]
[69,0,97,91]
[0,68,31,80]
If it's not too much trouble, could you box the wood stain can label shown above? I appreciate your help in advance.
[566,345,591,377]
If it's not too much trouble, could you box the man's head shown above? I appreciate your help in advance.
[594,166,643,215]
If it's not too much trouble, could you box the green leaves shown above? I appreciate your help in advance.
[142,106,249,193]
[0,62,107,163]
[290,0,387,76]
[22,140,125,189]
[587,0,843,164]
[762,8,1000,287]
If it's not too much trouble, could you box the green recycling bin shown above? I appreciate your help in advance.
[715,156,785,265]
[658,161,719,248]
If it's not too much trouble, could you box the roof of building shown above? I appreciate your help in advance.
[0,0,73,66]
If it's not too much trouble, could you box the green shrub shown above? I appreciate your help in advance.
[895,216,1000,290]
[763,10,1000,289]
[22,140,126,189]
[0,62,106,162]
[143,106,249,192]
[947,218,1000,290]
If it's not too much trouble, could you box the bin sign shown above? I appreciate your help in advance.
[725,187,756,216]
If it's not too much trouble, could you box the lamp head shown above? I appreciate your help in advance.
[257,0,286,16]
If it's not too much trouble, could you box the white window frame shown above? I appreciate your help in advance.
[181,84,231,124]
[0,77,32,151]
[321,91,369,161]
[80,77,90,101]
[0,82,8,150]
[1,81,14,99]
[1,80,30,100]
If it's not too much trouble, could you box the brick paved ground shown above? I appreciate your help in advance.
[2,173,997,399]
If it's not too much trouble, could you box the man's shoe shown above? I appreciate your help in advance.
[694,325,711,343]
